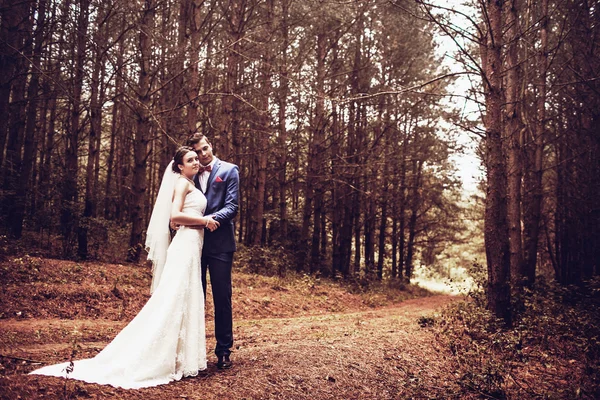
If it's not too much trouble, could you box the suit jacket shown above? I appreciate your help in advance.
[195,157,239,255]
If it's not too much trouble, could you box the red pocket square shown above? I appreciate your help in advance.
[215,176,224,182]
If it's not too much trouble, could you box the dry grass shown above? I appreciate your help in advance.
[0,255,595,399]
[0,256,457,399]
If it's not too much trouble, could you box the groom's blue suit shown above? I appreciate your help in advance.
[202,158,239,254]
[196,157,239,358]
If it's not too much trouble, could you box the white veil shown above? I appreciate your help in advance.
[145,160,176,293]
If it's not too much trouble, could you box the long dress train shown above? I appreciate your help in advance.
[29,190,207,389]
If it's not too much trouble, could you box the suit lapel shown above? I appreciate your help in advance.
[205,158,221,193]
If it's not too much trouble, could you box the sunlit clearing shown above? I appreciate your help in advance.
[412,264,475,295]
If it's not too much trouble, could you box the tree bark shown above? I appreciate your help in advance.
[503,0,524,289]
[521,0,548,287]
[79,5,108,259]
[481,0,512,326]
[377,121,389,280]
[405,159,423,282]
[275,0,290,240]
[252,0,274,246]
[11,0,45,238]
[104,14,126,220]
[128,0,155,262]
[397,132,408,281]
[0,0,27,176]
[220,0,250,160]
[4,0,32,236]
[309,31,327,272]
[61,0,90,257]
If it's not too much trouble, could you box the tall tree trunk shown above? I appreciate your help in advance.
[104,14,126,220]
[504,0,524,289]
[377,131,389,280]
[34,51,52,217]
[521,0,548,287]
[186,0,211,134]
[352,106,364,276]
[390,123,400,280]
[11,0,46,238]
[116,119,131,223]
[3,0,31,235]
[199,0,218,138]
[39,53,57,223]
[79,6,107,259]
[329,27,349,277]
[308,31,327,272]
[481,0,512,326]
[252,0,273,246]
[391,211,398,279]
[275,0,290,240]
[370,101,387,279]
[349,20,364,276]
[61,0,90,257]
[299,156,314,273]
[331,102,342,276]
[397,132,408,281]
[128,0,155,262]
[220,0,249,160]
[405,159,423,282]
[0,0,26,176]
[364,183,376,276]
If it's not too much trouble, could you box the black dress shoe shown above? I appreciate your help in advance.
[217,355,232,369]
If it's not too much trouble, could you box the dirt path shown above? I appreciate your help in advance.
[1,294,461,399]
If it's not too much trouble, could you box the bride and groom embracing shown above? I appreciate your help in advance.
[30,134,240,389]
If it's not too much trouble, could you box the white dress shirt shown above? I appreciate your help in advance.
[198,158,216,193]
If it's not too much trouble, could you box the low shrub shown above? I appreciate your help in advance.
[435,277,600,399]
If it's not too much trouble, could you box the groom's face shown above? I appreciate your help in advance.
[193,138,214,166]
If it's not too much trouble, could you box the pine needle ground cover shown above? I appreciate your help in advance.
[0,256,597,399]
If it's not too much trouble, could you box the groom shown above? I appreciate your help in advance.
[187,133,239,369]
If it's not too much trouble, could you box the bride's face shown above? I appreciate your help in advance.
[179,151,200,177]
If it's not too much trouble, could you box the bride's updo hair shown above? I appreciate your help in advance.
[172,146,196,173]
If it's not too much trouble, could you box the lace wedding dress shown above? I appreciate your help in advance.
[30,189,208,389]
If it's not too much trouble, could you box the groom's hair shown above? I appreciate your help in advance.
[186,132,210,147]
[172,146,195,173]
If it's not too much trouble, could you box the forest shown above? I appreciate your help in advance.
[1,0,600,384]
[1,0,469,280]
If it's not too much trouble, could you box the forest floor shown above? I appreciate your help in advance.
[0,256,593,399]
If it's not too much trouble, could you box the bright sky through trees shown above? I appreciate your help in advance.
[430,0,483,193]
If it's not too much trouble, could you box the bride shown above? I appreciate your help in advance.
[30,146,219,389]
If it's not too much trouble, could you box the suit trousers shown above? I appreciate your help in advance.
[201,252,234,357]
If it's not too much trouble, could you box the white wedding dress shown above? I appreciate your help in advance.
[30,189,208,389]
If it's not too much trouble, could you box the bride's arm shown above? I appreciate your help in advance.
[170,180,208,226]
